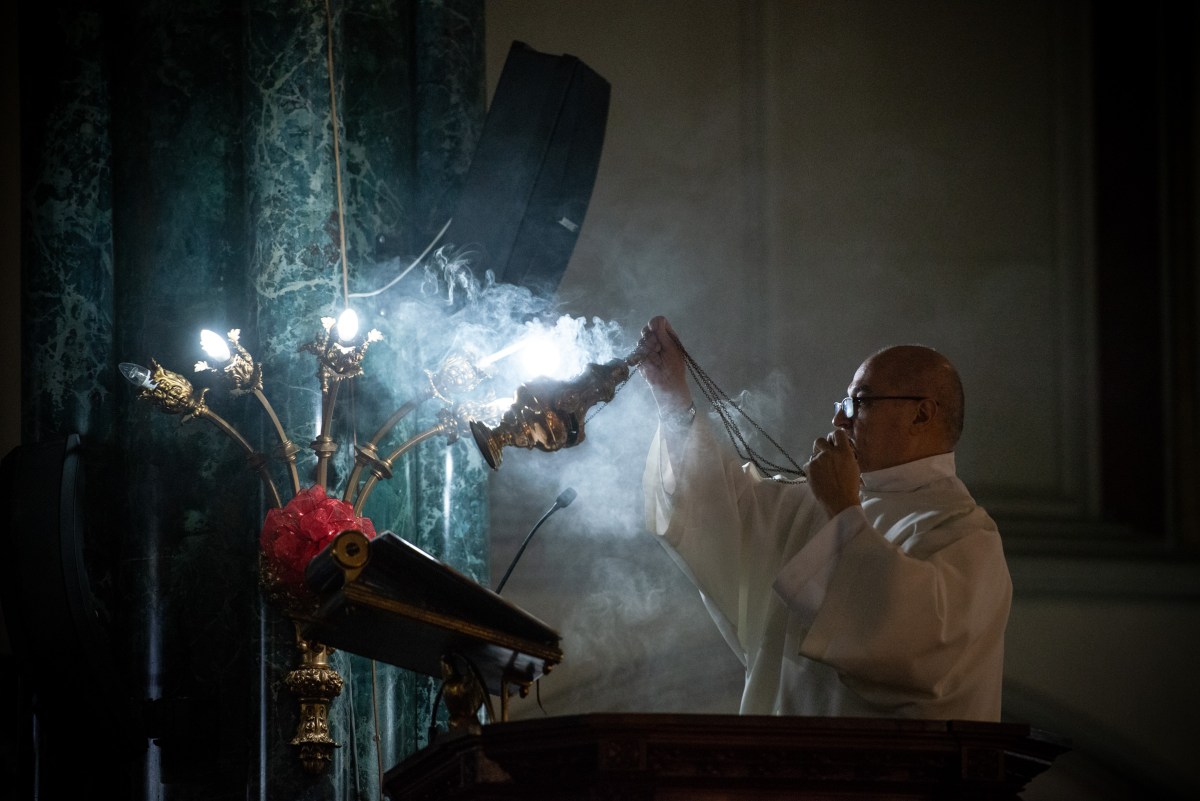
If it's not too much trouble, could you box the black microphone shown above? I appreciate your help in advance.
[495,488,577,594]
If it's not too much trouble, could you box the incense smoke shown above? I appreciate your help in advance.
[348,243,798,717]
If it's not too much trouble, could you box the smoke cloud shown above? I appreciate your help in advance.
[349,244,805,717]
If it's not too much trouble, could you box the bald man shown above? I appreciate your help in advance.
[639,316,1011,721]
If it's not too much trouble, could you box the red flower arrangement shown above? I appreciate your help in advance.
[260,484,377,594]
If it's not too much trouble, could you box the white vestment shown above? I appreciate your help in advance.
[643,419,1011,721]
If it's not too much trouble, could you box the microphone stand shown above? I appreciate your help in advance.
[495,488,577,594]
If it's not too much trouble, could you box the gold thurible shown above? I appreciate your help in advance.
[470,346,648,470]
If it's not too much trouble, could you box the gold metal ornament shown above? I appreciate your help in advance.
[300,315,384,392]
[284,628,345,774]
[470,347,648,470]
[142,358,210,420]
[299,317,385,489]
[195,329,302,497]
[195,329,264,394]
[438,656,489,737]
[426,353,489,404]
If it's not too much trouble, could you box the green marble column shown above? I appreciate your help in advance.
[106,1,263,796]
[19,7,116,444]
[19,1,486,798]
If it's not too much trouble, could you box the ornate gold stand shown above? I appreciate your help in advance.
[439,656,489,737]
[284,628,344,774]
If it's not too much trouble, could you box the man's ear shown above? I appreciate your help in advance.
[912,398,938,428]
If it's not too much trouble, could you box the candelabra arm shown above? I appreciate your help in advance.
[123,359,283,507]
[253,387,302,498]
[342,391,432,504]
[312,381,342,491]
[342,353,485,504]
[300,318,384,492]
[351,421,453,516]
[198,408,284,509]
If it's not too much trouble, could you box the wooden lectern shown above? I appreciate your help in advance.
[298,530,564,725]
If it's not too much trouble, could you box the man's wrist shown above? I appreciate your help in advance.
[661,400,697,429]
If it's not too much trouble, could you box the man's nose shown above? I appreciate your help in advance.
[833,407,851,428]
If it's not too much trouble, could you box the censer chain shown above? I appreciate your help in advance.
[667,334,807,482]
[581,336,807,482]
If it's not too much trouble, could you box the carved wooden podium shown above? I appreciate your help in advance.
[382,713,1068,800]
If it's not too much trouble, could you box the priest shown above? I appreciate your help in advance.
[638,316,1011,721]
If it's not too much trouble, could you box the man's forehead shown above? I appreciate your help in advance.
[850,351,933,395]
[848,359,879,391]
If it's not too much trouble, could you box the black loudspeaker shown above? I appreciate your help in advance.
[446,40,610,296]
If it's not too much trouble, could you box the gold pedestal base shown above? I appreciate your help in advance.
[285,630,344,774]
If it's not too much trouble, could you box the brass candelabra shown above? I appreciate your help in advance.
[121,313,492,773]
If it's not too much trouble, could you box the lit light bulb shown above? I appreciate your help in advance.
[336,308,359,342]
[516,336,563,381]
[119,362,157,389]
[199,329,231,362]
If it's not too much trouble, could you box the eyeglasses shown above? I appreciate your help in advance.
[835,396,928,419]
